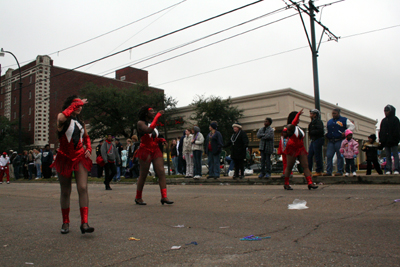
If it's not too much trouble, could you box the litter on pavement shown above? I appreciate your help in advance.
[288,199,309,210]
[240,235,271,241]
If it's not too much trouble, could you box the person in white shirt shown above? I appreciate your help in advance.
[0,152,11,184]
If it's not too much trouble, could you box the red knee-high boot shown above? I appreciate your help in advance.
[284,177,290,186]
[62,208,70,224]
[80,207,89,224]
[79,207,94,234]
[306,176,318,190]
[136,190,143,199]
[160,188,174,205]
[283,176,293,190]
[161,188,167,198]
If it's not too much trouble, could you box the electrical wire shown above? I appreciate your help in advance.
[1,0,188,69]
[153,24,400,86]
[0,0,265,94]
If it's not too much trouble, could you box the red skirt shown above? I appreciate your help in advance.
[135,144,163,162]
[51,151,92,178]
[285,143,308,158]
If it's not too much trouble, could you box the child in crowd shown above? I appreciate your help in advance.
[339,129,359,177]
[362,134,383,175]
[277,128,291,178]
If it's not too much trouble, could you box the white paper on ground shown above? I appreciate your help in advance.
[288,199,308,210]
[171,246,181,250]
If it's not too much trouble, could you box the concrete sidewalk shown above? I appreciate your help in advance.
[165,174,400,185]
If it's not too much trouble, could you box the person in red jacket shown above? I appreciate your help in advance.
[283,109,318,190]
[52,95,94,235]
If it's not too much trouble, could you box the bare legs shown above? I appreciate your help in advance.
[59,163,93,233]
[284,154,316,189]
[135,156,172,204]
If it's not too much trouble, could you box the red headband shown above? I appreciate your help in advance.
[148,107,153,111]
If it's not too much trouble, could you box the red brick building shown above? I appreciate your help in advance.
[0,55,162,150]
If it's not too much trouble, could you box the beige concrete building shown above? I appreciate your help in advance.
[168,88,377,162]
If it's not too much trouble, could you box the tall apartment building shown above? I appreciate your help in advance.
[0,55,161,149]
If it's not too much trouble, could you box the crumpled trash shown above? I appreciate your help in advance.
[172,225,185,228]
[288,199,309,210]
[185,241,198,245]
[394,199,400,202]
[171,246,181,250]
[129,237,140,241]
[240,235,271,241]
[219,226,230,229]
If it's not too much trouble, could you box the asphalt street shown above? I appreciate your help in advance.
[0,183,399,266]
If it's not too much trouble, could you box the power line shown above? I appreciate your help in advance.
[153,24,400,87]
[97,5,294,77]
[1,0,264,94]
[141,13,298,69]
[1,0,188,69]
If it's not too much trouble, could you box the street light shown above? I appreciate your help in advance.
[0,48,23,153]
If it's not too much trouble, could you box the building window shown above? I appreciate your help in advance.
[0,102,2,109]
[28,123,31,131]
[13,112,16,119]
[30,75,33,84]
[14,96,16,104]
[29,107,31,115]
[0,88,3,94]
[29,90,32,99]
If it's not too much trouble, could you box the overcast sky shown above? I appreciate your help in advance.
[1,0,399,125]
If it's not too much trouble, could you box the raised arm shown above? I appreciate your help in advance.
[291,109,304,126]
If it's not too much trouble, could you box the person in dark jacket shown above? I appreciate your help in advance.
[362,134,383,175]
[379,105,400,174]
[307,109,325,176]
[224,123,249,179]
[96,139,104,178]
[177,132,186,175]
[41,145,53,178]
[101,134,121,190]
[205,121,224,179]
[256,117,274,179]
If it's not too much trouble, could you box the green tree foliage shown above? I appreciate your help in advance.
[0,116,20,152]
[190,95,244,150]
[80,83,181,140]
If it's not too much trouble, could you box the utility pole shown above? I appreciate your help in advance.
[287,0,339,111]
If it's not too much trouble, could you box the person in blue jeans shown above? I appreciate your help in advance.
[205,122,223,179]
[379,105,400,174]
[256,117,274,178]
[325,108,355,176]
[307,109,325,176]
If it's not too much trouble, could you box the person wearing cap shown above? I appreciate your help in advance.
[325,108,355,176]
[192,126,204,179]
[339,129,359,177]
[379,105,400,174]
[308,109,325,177]
[362,134,383,175]
[205,121,224,179]
[224,123,249,179]
[0,152,11,184]
[52,95,95,235]
[256,117,274,179]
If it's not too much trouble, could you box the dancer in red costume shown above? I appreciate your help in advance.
[52,95,94,234]
[283,109,318,190]
[135,106,173,205]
